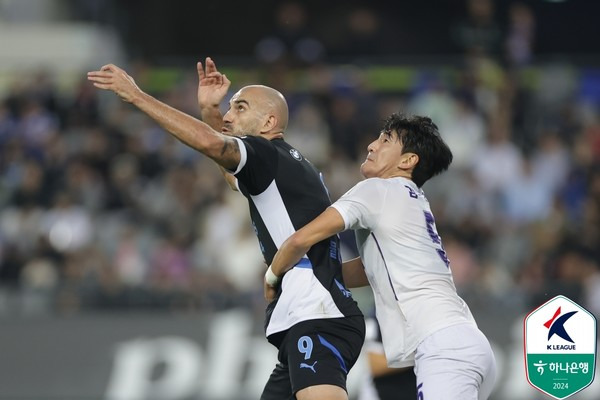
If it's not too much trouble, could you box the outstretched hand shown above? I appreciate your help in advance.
[87,64,141,103]
[197,57,231,109]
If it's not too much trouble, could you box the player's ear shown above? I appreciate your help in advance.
[399,152,418,170]
[261,114,277,133]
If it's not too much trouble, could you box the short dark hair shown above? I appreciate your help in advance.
[382,113,453,187]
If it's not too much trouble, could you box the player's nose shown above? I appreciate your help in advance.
[223,109,233,123]
[367,140,377,152]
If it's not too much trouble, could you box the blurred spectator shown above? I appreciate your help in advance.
[530,133,570,194]
[285,100,331,167]
[501,158,554,223]
[0,101,17,145]
[505,2,536,67]
[327,93,366,160]
[407,74,456,139]
[8,158,47,209]
[150,233,192,291]
[339,8,386,57]
[451,0,503,58]
[18,98,59,149]
[471,116,522,195]
[66,77,101,127]
[112,224,148,288]
[439,95,486,168]
[255,1,324,66]
[41,191,93,253]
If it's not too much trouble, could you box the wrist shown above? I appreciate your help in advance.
[265,265,280,287]
[131,89,149,107]
[200,103,221,111]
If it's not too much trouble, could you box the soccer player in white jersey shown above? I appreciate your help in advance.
[267,113,497,400]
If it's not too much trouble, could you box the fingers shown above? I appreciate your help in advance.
[91,82,112,90]
[88,74,114,90]
[197,61,205,80]
[207,71,223,85]
[87,69,116,90]
[87,68,117,84]
[199,71,225,87]
[87,75,113,84]
[205,57,217,74]
[198,57,225,86]
[87,70,112,78]
[101,64,117,71]
[199,76,219,86]
[223,74,231,86]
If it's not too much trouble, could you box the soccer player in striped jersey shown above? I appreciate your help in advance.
[88,61,364,400]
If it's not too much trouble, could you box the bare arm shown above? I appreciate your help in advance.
[87,64,240,170]
[197,57,230,131]
[218,165,238,191]
[196,58,238,190]
[265,207,346,301]
[200,104,225,132]
[342,257,370,288]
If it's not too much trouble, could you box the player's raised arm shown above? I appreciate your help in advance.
[196,58,238,191]
[197,57,231,131]
[87,64,240,171]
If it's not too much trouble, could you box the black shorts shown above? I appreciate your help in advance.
[373,368,417,400]
[261,316,365,400]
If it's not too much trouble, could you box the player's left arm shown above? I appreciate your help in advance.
[342,257,369,288]
[264,207,345,301]
[87,64,240,171]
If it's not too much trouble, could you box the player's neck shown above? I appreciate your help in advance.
[384,170,412,181]
[263,132,284,141]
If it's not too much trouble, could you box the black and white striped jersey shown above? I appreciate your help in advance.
[230,136,363,343]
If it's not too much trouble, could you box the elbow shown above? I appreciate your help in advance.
[287,232,311,254]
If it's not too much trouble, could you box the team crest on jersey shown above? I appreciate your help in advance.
[290,148,303,161]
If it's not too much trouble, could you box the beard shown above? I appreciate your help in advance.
[222,122,259,137]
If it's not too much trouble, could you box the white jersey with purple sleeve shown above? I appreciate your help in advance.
[331,177,476,367]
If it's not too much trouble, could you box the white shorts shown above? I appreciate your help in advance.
[414,323,496,400]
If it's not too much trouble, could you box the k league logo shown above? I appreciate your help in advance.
[545,307,577,347]
[524,295,597,399]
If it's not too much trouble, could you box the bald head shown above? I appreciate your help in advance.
[241,85,289,133]
[223,85,290,138]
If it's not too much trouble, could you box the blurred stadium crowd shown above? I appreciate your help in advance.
[0,0,599,321]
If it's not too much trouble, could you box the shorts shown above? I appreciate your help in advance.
[373,368,417,400]
[414,323,497,400]
[260,316,365,400]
